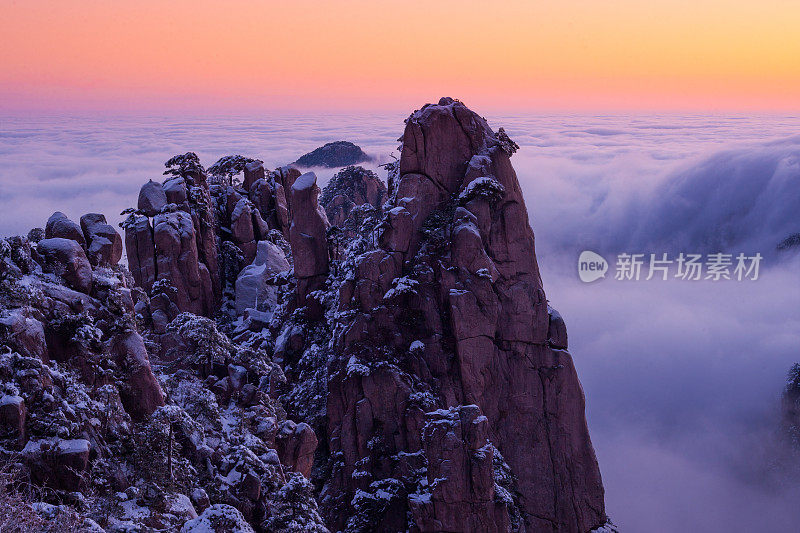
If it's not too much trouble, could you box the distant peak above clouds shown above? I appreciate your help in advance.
[294,141,372,168]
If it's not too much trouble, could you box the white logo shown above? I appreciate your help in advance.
[578,251,608,283]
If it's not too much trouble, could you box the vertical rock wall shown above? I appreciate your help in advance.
[324,98,605,532]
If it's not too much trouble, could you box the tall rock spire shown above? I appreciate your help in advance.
[324,98,605,532]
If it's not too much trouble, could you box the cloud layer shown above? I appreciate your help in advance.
[2,110,799,530]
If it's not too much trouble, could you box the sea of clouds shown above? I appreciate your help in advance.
[2,110,799,531]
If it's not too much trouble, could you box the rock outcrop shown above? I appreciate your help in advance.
[80,213,123,266]
[45,212,85,247]
[410,406,511,532]
[37,238,93,293]
[138,179,168,217]
[319,165,388,231]
[22,438,91,490]
[234,241,290,315]
[295,141,371,168]
[230,197,257,263]
[289,172,330,304]
[275,420,318,478]
[0,394,26,442]
[0,229,327,531]
[324,98,605,532]
[108,330,166,420]
[0,99,607,533]
[125,155,220,317]
[0,228,166,432]
[273,166,301,219]
[243,160,266,191]
[153,210,211,316]
[125,214,157,292]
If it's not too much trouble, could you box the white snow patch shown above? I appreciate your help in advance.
[292,172,317,192]
[409,340,424,352]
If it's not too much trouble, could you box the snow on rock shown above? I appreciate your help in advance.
[234,241,290,315]
[324,97,606,531]
[22,438,91,490]
[294,141,371,169]
[457,175,506,204]
[180,504,255,533]
[291,171,318,192]
[45,211,85,247]
[80,212,123,266]
[0,101,607,533]
[138,179,168,217]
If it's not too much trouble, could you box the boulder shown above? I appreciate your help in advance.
[190,184,222,310]
[276,166,301,216]
[138,179,168,216]
[379,206,413,253]
[80,213,123,266]
[249,179,275,224]
[45,212,85,247]
[274,183,290,236]
[277,166,301,191]
[234,241,290,315]
[275,420,318,478]
[22,438,91,490]
[231,198,256,263]
[0,395,26,442]
[252,209,270,241]
[1,236,38,276]
[225,188,243,220]
[0,311,48,363]
[37,238,93,293]
[166,494,198,522]
[242,161,265,191]
[190,488,211,513]
[163,176,189,207]
[108,331,165,420]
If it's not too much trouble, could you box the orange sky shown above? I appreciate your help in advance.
[1,0,799,112]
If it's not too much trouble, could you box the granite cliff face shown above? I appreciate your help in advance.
[0,99,607,532]
[323,97,605,531]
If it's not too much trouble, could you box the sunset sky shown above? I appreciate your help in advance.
[2,0,799,112]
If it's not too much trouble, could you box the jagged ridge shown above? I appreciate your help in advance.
[0,98,607,533]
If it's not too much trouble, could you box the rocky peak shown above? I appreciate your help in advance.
[295,141,372,168]
[325,98,605,531]
[0,99,608,533]
[319,165,388,230]
[289,172,330,305]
